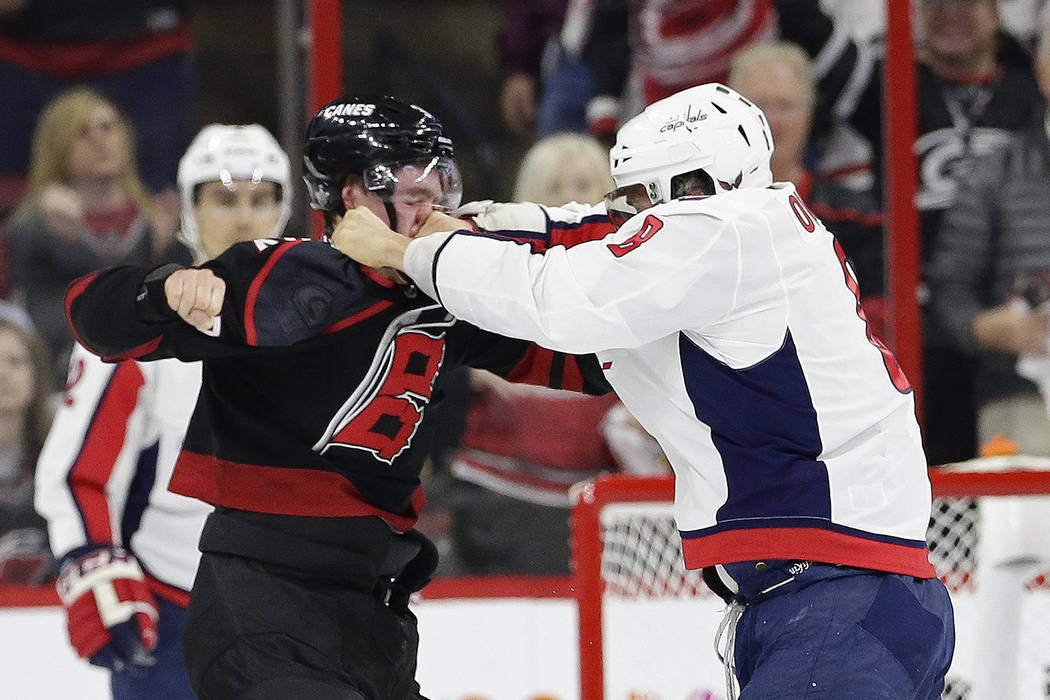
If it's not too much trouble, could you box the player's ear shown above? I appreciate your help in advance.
[341,182,361,211]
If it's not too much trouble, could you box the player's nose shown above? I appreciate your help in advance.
[407,203,435,237]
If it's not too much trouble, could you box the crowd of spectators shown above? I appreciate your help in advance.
[2,0,1050,590]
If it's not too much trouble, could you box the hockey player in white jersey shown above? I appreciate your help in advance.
[35,123,291,699]
[332,83,956,698]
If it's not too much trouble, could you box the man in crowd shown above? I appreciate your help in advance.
[777,0,1045,466]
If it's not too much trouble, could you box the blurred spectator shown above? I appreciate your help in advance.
[34,123,290,699]
[926,12,1050,457]
[729,41,885,326]
[498,0,571,137]
[0,302,55,585]
[499,0,606,139]
[513,131,614,205]
[0,0,194,198]
[442,133,666,576]
[999,0,1050,48]
[777,0,1046,465]
[925,19,1050,693]
[3,86,190,385]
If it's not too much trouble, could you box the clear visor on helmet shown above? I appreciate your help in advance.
[603,183,656,230]
[363,155,463,212]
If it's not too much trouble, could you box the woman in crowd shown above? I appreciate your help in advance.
[4,86,188,384]
[0,303,54,585]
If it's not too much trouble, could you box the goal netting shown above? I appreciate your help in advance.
[571,459,1050,700]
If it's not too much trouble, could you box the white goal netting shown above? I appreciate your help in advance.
[576,464,1050,700]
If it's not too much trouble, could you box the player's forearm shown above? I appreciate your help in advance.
[66,264,180,361]
[403,233,638,353]
[382,233,411,272]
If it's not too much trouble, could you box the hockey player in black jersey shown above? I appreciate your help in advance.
[65,96,611,699]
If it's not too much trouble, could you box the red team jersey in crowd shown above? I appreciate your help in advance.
[581,0,777,132]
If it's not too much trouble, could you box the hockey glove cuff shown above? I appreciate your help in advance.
[56,546,159,673]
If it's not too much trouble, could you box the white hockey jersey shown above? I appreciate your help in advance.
[35,344,212,600]
[413,186,936,577]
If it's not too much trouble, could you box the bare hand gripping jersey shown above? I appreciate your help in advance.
[407,189,936,578]
[65,238,609,571]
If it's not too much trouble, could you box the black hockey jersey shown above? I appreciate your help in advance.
[65,239,610,543]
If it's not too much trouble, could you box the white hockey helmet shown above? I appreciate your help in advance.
[605,83,774,227]
[177,124,292,257]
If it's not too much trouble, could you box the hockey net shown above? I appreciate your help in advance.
[570,459,1050,700]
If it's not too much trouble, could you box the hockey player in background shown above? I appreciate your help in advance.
[332,83,956,699]
[63,95,611,699]
[35,123,292,699]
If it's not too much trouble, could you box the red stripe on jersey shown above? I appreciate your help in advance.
[0,24,192,79]
[69,362,146,543]
[711,1,776,64]
[102,336,163,362]
[680,527,936,578]
[67,272,165,359]
[65,273,99,353]
[169,451,426,532]
[361,265,397,287]
[660,0,739,37]
[833,238,910,392]
[245,240,303,345]
[146,573,190,607]
[503,346,554,387]
[559,355,586,392]
[322,300,393,335]
[643,1,775,101]
[547,218,616,249]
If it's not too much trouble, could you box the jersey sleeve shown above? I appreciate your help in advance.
[405,207,741,353]
[65,239,379,362]
[34,345,152,559]
[446,321,613,395]
[468,200,615,250]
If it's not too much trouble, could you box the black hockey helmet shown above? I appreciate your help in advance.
[303,95,461,215]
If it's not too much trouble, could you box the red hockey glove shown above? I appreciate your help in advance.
[56,546,158,673]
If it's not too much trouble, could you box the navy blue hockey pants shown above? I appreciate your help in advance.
[721,560,955,699]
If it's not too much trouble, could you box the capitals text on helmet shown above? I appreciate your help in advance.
[659,104,707,133]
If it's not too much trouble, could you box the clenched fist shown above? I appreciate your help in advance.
[164,268,225,332]
[331,206,409,271]
[418,210,471,238]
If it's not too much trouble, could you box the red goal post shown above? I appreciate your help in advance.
[570,460,1050,700]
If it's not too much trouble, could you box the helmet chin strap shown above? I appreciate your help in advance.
[384,200,399,234]
[380,198,416,290]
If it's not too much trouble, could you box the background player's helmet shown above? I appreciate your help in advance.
[605,83,774,227]
[302,95,462,215]
[177,124,292,257]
